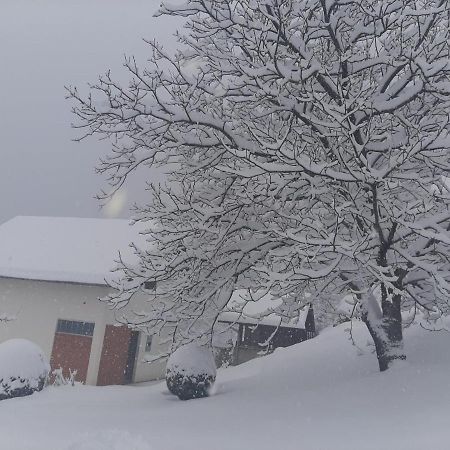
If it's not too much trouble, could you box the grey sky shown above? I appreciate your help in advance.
[0,0,182,224]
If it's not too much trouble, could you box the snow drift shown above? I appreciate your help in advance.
[0,320,449,449]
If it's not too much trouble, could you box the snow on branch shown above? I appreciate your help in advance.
[69,0,450,357]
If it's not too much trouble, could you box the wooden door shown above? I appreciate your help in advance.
[50,330,93,384]
[97,325,139,386]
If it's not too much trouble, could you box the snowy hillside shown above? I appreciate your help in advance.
[0,320,448,450]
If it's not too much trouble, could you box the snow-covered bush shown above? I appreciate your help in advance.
[165,344,216,401]
[0,339,50,400]
[52,367,78,387]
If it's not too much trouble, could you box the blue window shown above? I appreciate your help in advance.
[56,319,95,337]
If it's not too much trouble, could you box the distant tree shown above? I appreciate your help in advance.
[69,0,450,371]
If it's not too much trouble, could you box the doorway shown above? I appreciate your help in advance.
[50,319,95,384]
[97,325,139,386]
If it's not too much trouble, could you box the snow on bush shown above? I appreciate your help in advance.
[52,367,78,387]
[165,343,216,400]
[0,339,50,400]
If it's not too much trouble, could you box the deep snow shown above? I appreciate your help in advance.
[0,320,449,450]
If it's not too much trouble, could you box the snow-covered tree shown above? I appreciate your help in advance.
[69,0,450,371]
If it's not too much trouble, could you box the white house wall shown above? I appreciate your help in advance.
[133,329,171,383]
[0,278,115,385]
[0,278,168,384]
[116,289,170,383]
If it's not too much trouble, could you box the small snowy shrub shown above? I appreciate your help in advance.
[0,339,50,400]
[52,367,78,387]
[165,344,216,401]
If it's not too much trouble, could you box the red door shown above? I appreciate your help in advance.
[50,333,93,383]
[97,325,139,386]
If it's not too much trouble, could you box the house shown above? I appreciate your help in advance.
[217,307,315,366]
[214,292,316,366]
[0,216,316,385]
[0,216,164,385]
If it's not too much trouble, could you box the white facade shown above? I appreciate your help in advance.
[0,216,168,385]
[0,277,168,384]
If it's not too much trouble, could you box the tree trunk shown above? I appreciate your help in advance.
[363,293,406,372]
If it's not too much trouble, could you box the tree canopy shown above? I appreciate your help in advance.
[70,0,450,370]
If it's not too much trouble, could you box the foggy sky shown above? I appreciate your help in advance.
[0,0,182,224]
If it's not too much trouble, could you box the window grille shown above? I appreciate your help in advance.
[56,319,95,337]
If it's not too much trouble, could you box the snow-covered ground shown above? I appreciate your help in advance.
[1,320,449,450]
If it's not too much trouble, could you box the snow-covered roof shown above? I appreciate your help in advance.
[0,216,145,285]
[219,290,310,329]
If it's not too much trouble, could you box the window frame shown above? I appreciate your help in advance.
[144,335,153,353]
[55,319,95,337]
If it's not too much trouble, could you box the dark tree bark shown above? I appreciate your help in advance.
[363,290,406,372]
